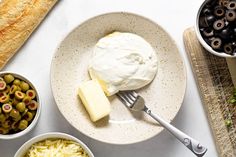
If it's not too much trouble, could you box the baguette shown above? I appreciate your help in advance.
[0,0,58,70]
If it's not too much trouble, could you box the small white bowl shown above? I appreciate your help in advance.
[195,0,236,58]
[0,71,41,140]
[14,132,94,157]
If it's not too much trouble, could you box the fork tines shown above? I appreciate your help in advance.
[117,91,138,108]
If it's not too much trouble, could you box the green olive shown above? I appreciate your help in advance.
[16,102,26,112]
[31,110,36,117]
[20,81,30,92]
[28,100,38,110]
[21,108,28,117]
[26,90,36,99]
[18,120,28,130]
[2,120,11,128]
[24,112,33,121]
[15,91,25,100]
[11,121,18,129]
[0,114,6,123]
[10,109,20,119]
[12,97,20,106]
[4,113,10,119]
[9,85,18,94]
[13,114,21,122]
[0,91,6,97]
[2,103,12,113]
[0,80,6,91]
[0,127,9,134]
[3,85,10,94]
[16,86,21,91]
[0,94,10,103]
[22,96,31,105]
[4,74,14,84]
[13,79,21,86]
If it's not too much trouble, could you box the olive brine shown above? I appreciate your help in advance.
[199,0,236,55]
[0,74,38,134]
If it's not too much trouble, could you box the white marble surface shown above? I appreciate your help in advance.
[0,0,219,156]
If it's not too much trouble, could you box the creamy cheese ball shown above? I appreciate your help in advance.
[89,32,158,96]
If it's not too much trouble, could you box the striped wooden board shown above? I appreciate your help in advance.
[183,27,236,157]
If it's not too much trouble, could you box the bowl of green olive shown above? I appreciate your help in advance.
[0,72,41,139]
[196,0,236,57]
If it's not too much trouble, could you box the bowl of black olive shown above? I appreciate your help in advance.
[0,72,41,139]
[196,0,236,57]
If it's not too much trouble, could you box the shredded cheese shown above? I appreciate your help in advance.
[24,139,90,157]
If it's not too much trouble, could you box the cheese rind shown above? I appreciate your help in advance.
[78,80,111,122]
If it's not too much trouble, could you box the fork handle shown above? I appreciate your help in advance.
[144,107,207,157]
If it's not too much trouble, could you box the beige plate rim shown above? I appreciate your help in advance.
[50,11,187,145]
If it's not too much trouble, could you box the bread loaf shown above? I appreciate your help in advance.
[0,0,57,70]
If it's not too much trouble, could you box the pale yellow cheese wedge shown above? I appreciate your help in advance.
[78,79,111,122]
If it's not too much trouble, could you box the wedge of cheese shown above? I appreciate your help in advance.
[78,79,111,122]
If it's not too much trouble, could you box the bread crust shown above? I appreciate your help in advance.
[0,0,57,69]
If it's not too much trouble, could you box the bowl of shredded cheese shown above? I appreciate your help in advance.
[14,132,94,157]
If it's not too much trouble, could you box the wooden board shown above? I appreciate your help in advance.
[183,27,236,157]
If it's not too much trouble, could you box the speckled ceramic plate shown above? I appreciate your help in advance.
[51,12,186,144]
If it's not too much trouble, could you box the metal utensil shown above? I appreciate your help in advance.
[117,90,207,157]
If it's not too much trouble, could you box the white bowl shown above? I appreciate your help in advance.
[0,71,41,140]
[14,132,94,157]
[195,0,236,58]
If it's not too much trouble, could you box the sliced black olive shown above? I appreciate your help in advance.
[205,15,216,26]
[222,1,229,7]
[219,27,232,39]
[213,19,225,30]
[199,16,208,27]
[204,37,212,45]
[232,41,236,47]
[214,6,225,17]
[224,43,234,54]
[203,28,214,37]
[202,7,212,15]
[226,10,236,22]
[206,0,218,8]
[227,1,236,10]
[211,37,222,50]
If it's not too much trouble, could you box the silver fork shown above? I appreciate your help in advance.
[117,91,207,157]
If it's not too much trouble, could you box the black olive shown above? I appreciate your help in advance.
[213,19,225,30]
[205,38,212,45]
[224,20,230,27]
[227,1,236,10]
[199,16,209,27]
[224,43,234,54]
[219,1,229,7]
[206,0,218,8]
[205,15,216,26]
[232,41,236,47]
[214,6,225,17]
[203,28,214,37]
[226,10,236,22]
[219,27,232,39]
[233,48,236,54]
[203,7,212,15]
[211,37,222,50]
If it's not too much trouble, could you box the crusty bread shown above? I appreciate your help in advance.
[0,0,57,70]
